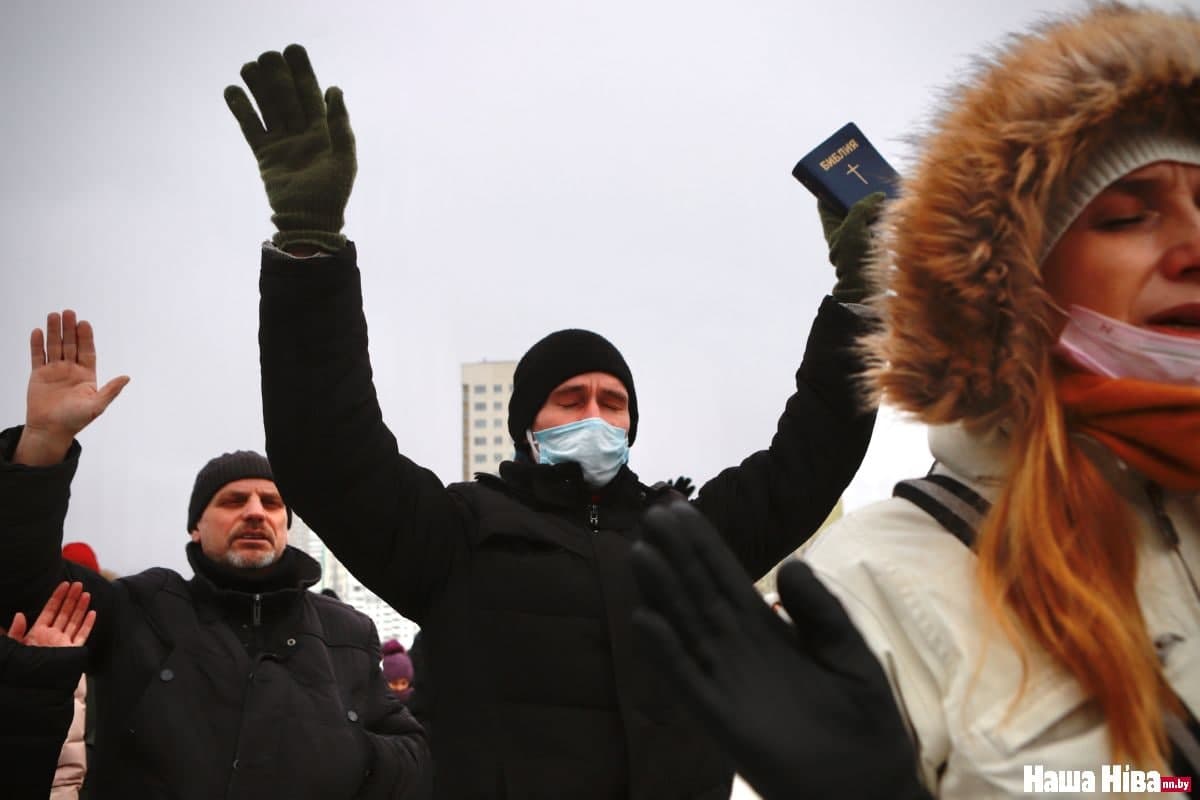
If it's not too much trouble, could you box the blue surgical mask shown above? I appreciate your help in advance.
[529,417,630,487]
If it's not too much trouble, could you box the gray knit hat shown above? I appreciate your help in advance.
[1041,128,1200,264]
[186,450,292,532]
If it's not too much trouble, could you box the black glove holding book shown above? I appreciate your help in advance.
[630,501,930,800]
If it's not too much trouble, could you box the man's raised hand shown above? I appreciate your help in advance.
[2,581,97,648]
[14,310,129,466]
[225,44,356,253]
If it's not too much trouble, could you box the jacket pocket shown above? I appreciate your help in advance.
[970,672,1095,758]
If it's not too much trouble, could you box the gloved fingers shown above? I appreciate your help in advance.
[241,50,304,135]
[632,608,726,725]
[840,191,887,233]
[642,501,763,619]
[673,476,695,498]
[640,505,742,635]
[259,49,307,134]
[224,85,267,149]
[284,44,326,129]
[828,191,887,270]
[630,540,719,670]
[777,560,874,674]
[325,87,356,158]
[238,59,276,132]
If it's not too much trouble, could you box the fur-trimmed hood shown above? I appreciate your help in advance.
[866,3,1200,430]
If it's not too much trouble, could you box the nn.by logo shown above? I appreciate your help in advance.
[1162,775,1193,793]
[1023,764,1192,793]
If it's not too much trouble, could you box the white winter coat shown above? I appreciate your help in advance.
[805,424,1200,798]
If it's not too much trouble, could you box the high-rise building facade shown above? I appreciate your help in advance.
[461,360,517,480]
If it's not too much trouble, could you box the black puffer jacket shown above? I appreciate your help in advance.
[0,433,428,800]
[0,637,88,800]
[259,244,877,799]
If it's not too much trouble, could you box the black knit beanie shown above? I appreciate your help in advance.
[186,450,292,532]
[508,329,638,454]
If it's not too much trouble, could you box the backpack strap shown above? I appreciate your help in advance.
[892,474,989,548]
[1165,714,1200,778]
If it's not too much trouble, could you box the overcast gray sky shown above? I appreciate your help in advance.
[1,0,1187,576]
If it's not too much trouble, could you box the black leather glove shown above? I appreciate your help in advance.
[630,501,930,800]
[818,191,886,304]
[664,475,695,499]
[225,44,356,252]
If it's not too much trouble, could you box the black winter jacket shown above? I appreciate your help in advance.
[258,244,877,799]
[0,637,88,800]
[0,431,428,800]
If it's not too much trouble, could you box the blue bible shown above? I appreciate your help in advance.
[792,122,899,214]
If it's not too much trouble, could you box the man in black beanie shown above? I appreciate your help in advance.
[238,44,879,800]
[185,450,294,568]
[506,328,639,485]
[0,310,428,799]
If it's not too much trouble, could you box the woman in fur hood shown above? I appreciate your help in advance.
[632,2,1200,798]
[800,2,1200,795]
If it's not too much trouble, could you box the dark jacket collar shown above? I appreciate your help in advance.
[483,460,652,511]
[186,542,321,597]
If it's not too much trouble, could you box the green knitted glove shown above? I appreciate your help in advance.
[817,191,886,304]
[225,44,356,252]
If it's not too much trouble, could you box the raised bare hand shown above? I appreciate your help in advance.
[2,581,96,648]
[15,310,129,465]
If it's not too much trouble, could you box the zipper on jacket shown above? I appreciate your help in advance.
[1145,483,1200,606]
[588,503,599,531]
[252,593,262,627]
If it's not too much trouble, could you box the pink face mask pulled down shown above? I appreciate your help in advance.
[1054,305,1200,386]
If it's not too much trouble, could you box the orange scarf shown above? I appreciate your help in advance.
[1057,373,1200,491]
